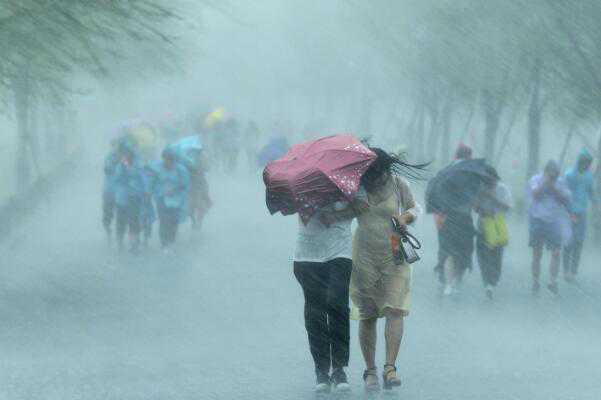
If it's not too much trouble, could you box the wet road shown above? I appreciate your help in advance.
[2,167,601,400]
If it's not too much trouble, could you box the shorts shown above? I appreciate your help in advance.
[529,217,562,250]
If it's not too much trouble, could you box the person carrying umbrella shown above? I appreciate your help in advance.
[527,160,572,295]
[264,135,376,394]
[113,143,146,253]
[427,146,487,296]
[151,148,190,251]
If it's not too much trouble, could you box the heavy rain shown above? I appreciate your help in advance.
[1,1,600,399]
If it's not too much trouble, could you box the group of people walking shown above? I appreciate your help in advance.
[102,136,211,253]
[433,144,597,299]
[528,150,596,294]
[289,140,597,395]
[434,144,513,299]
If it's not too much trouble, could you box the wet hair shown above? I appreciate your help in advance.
[361,147,428,193]
[455,143,472,160]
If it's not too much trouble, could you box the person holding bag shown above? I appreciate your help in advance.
[474,166,513,300]
[349,148,424,393]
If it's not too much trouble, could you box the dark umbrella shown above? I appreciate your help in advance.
[263,134,376,224]
[426,159,496,214]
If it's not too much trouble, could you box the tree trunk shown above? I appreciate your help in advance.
[594,132,601,242]
[527,59,543,179]
[425,102,440,161]
[558,125,575,169]
[439,98,454,165]
[415,104,426,161]
[14,73,31,194]
[482,89,501,162]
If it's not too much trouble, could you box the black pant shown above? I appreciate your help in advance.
[102,192,116,232]
[563,215,587,275]
[476,235,504,287]
[158,206,179,248]
[116,197,141,246]
[294,258,352,375]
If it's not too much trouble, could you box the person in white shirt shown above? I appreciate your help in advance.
[293,201,356,394]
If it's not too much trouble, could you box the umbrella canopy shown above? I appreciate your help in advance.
[204,107,228,129]
[168,135,203,169]
[426,158,496,214]
[263,134,376,224]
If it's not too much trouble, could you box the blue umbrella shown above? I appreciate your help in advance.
[168,135,203,169]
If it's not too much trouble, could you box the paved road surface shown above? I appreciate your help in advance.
[2,166,601,400]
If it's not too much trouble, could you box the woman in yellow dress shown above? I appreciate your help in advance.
[350,148,423,392]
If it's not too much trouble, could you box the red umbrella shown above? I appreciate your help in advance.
[263,134,376,224]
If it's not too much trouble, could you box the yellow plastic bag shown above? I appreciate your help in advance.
[481,213,509,248]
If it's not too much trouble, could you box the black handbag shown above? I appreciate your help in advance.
[391,217,422,264]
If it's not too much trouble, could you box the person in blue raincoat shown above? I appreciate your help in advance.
[140,165,157,247]
[102,139,120,243]
[152,148,190,250]
[113,144,146,253]
[563,149,597,282]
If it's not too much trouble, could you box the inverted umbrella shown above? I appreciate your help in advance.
[263,134,376,224]
[426,158,496,214]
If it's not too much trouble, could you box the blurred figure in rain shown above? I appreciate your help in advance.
[213,118,241,173]
[527,160,572,295]
[244,120,261,171]
[152,148,190,251]
[102,139,120,244]
[188,149,212,231]
[350,149,422,392]
[114,144,146,253]
[474,166,512,300]
[222,118,241,173]
[140,165,157,247]
[437,143,475,296]
[257,136,289,168]
[563,149,597,283]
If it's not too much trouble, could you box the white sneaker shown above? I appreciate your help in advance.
[443,285,454,296]
[331,368,351,393]
[315,382,330,394]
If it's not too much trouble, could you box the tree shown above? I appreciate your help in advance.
[0,1,192,191]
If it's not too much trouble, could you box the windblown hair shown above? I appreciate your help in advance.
[361,147,428,193]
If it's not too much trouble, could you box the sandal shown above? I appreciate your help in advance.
[363,368,380,392]
[383,364,402,390]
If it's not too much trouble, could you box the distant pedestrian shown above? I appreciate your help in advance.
[474,167,512,299]
[102,139,120,245]
[152,148,190,251]
[244,120,261,171]
[527,160,572,295]
[437,143,475,296]
[563,149,597,282]
[114,145,146,253]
